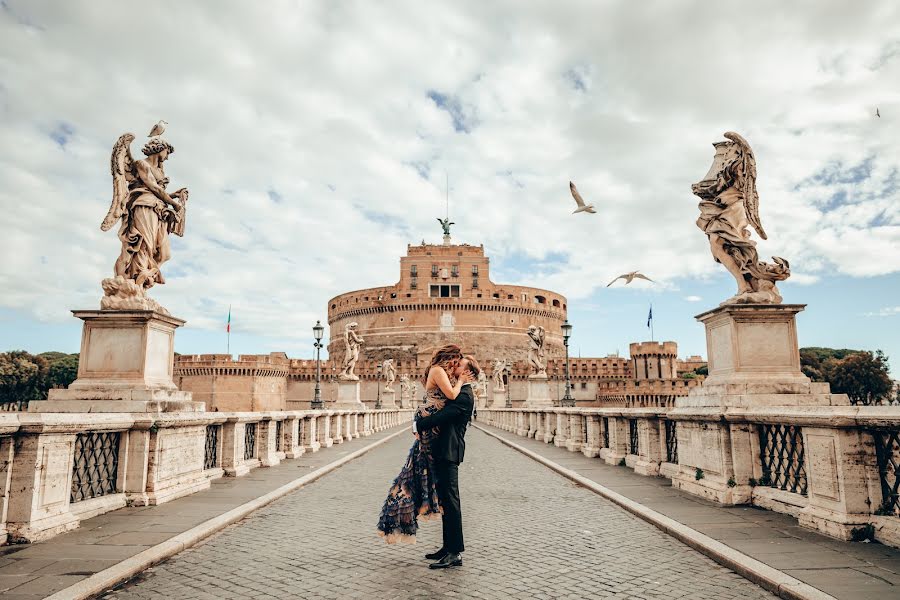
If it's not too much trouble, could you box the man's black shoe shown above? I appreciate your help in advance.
[425,548,448,560]
[429,552,462,569]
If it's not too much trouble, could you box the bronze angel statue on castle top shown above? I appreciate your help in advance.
[692,132,790,305]
[98,125,189,313]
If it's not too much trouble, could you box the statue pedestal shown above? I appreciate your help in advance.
[333,380,365,410]
[492,388,506,407]
[671,303,851,508]
[380,389,398,408]
[36,310,203,413]
[524,375,552,408]
[679,304,842,408]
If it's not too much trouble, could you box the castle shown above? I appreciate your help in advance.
[174,235,705,410]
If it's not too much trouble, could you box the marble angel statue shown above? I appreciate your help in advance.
[527,326,547,376]
[99,128,189,312]
[338,322,364,380]
[692,132,790,305]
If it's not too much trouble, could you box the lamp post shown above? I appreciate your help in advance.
[505,365,512,408]
[375,363,383,409]
[561,319,575,407]
[312,320,324,409]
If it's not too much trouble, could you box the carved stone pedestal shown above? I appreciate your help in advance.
[334,381,365,410]
[523,375,552,408]
[380,389,398,409]
[36,310,203,413]
[492,388,506,407]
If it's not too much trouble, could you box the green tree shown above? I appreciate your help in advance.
[46,355,79,390]
[0,351,48,404]
[800,347,863,382]
[828,350,893,406]
[694,365,708,376]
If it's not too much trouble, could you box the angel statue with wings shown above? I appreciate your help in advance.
[692,132,790,305]
[99,127,189,312]
[437,217,454,236]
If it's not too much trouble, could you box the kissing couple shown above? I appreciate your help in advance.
[377,344,480,569]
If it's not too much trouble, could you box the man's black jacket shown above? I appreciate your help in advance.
[416,384,474,464]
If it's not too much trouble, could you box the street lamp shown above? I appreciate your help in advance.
[561,319,575,407]
[375,363,383,409]
[312,320,325,409]
[504,365,512,408]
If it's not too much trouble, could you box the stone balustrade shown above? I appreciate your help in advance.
[0,408,414,545]
[479,406,900,548]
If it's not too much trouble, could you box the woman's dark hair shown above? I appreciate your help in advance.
[425,344,462,383]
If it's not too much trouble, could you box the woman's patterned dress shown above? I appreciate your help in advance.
[376,382,450,543]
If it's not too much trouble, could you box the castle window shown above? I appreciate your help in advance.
[472,265,479,275]
[552,299,560,307]
[581,382,587,390]
[411,277,417,289]
[534,295,546,304]
[451,265,459,277]
[521,293,527,302]
[431,264,438,277]
[410,264,417,276]
[390,292,397,299]
[430,284,461,298]
[507,294,513,300]
[493,293,500,299]
[472,277,479,289]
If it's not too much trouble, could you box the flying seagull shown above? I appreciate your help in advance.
[148,120,168,137]
[876,107,881,118]
[569,181,596,214]
[607,271,654,287]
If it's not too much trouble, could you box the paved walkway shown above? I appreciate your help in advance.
[100,428,773,599]
[478,424,900,600]
[0,426,405,599]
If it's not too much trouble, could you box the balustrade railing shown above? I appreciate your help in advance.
[275,420,283,452]
[629,419,639,455]
[244,423,257,461]
[71,431,121,503]
[872,427,900,516]
[758,424,807,496]
[664,420,677,464]
[204,425,220,470]
[602,417,609,449]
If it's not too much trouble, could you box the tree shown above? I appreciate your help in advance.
[0,351,48,405]
[47,355,79,390]
[800,347,863,382]
[828,350,893,406]
[694,365,708,376]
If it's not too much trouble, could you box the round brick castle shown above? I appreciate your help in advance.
[326,238,568,366]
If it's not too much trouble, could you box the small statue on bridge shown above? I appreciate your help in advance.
[527,326,547,377]
[338,322,364,381]
[382,358,396,392]
[491,359,507,391]
[692,132,790,305]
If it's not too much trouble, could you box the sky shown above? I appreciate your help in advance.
[1,1,898,372]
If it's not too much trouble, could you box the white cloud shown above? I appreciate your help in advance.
[683,296,702,303]
[1,0,899,344]
[864,306,900,317]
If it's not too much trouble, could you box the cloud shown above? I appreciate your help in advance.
[683,296,702,302]
[864,306,900,317]
[1,0,899,346]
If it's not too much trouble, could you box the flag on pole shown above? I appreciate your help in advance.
[646,305,653,328]
[226,305,231,333]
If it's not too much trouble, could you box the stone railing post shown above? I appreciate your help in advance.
[554,410,569,448]
[331,412,344,444]
[634,414,663,476]
[284,415,304,459]
[601,416,628,465]
[566,411,584,452]
[515,411,527,437]
[583,413,601,457]
[258,416,282,467]
[542,411,556,444]
[318,411,333,448]
[222,417,253,477]
[302,414,320,453]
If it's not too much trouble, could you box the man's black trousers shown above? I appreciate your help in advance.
[435,459,464,553]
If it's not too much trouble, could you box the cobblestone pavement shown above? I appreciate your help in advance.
[103,429,774,599]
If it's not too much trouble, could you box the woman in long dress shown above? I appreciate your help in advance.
[377,345,474,543]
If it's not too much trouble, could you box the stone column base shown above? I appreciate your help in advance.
[333,382,365,410]
[524,376,552,408]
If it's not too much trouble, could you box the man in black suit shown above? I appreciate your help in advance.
[414,356,479,569]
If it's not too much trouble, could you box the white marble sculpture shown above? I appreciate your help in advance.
[692,132,790,305]
[399,374,411,406]
[382,358,396,392]
[338,322,364,381]
[491,359,507,391]
[100,128,189,314]
[527,326,547,376]
[477,369,488,398]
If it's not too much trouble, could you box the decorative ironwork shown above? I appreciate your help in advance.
[244,423,257,461]
[0,400,28,412]
[602,417,610,449]
[204,425,220,470]
[275,420,283,452]
[580,417,587,447]
[665,420,678,464]
[629,419,639,455]
[758,424,807,495]
[71,431,121,503]
[872,428,900,516]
